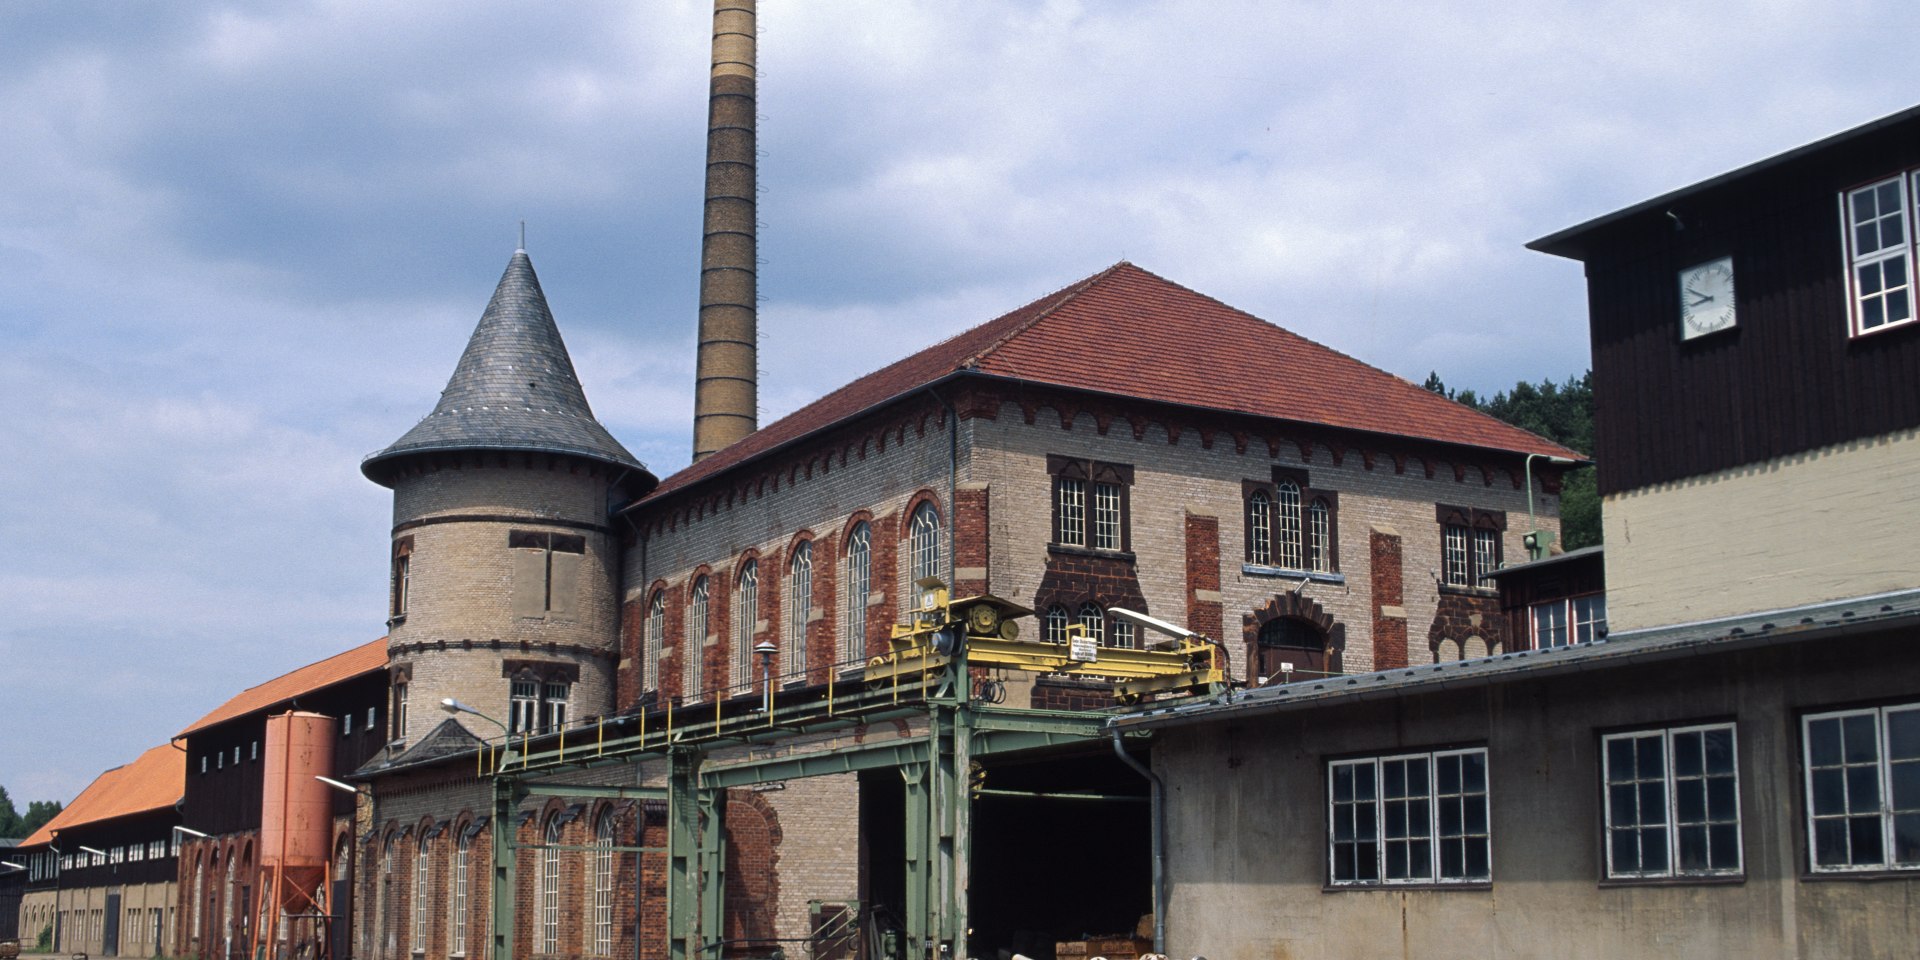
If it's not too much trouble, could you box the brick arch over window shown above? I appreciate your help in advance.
[1243,591,1347,682]
[723,791,784,953]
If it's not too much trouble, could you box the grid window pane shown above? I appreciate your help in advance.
[733,561,759,687]
[687,577,709,697]
[1247,491,1272,565]
[1093,482,1123,551]
[1275,482,1304,569]
[1307,499,1332,572]
[1472,529,1500,585]
[786,542,812,677]
[1044,606,1069,645]
[842,524,870,665]
[1531,601,1569,649]
[1442,525,1470,586]
[1845,177,1914,334]
[1057,478,1086,547]
[1077,604,1106,646]
[1330,748,1487,886]
[645,594,665,693]
[1804,706,1917,871]
[910,503,942,583]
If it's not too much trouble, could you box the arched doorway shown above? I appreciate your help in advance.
[1255,616,1329,683]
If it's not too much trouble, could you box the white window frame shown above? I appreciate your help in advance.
[1306,499,1332,573]
[1802,702,1920,873]
[413,835,430,952]
[1529,594,1607,649]
[1056,477,1087,547]
[591,811,615,956]
[509,680,539,735]
[540,818,562,955]
[644,593,665,694]
[543,681,569,732]
[1044,605,1070,645]
[1076,603,1106,647]
[733,560,758,688]
[1601,723,1742,879]
[1275,481,1304,570]
[1092,481,1123,551]
[1441,524,1471,586]
[1840,174,1918,337]
[1247,489,1273,566]
[909,502,942,586]
[841,524,870,667]
[686,576,709,698]
[1328,747,1490,886]
[452,831,469,957]
[785,541,812,678]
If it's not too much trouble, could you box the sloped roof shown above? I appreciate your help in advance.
[364,250,653,490]
[648,262,1581,498]
[177,638,389,738]
[22,743,183,845]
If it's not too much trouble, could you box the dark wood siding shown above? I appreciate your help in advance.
[1578,118,1920,494]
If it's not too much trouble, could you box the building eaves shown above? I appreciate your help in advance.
[21,744,184,846]
[1529,104,1920,260]
[177,637,388,738]
[1482,544,1603,579]
[1116,588,1920,732]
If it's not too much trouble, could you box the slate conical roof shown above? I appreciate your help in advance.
[363,250,651,488]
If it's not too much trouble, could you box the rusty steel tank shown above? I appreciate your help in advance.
[260,711,336,909]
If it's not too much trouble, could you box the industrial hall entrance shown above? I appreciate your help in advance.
[481,585,1221,960]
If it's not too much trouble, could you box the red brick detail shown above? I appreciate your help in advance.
[869,513,899,659]
[1428,591,1507,659]
[1370,530,1408,670]
[618,598,644,706]
[723,791,783,951]
[1184,513,1223,642]
[1030,676,1116,712]
[953,486,990,597]
[1241,592,1346,678]
[807,532,839,684]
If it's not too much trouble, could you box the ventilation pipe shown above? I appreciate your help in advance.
[1110,722,1165,952]
[692,0,759,462]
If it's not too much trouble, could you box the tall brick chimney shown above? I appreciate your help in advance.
[692,0,758,462]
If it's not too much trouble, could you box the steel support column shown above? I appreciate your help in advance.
[667,751,700,960]
[698,785,727,951]
[901,758,931,959]
[490,776,525,960]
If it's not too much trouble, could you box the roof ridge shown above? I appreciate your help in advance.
[958,262,1128,369]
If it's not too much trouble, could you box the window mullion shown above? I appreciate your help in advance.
[1664,730,1680,877]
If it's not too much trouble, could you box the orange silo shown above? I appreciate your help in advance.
[256,711,338,958]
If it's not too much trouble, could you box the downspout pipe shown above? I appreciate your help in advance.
[1109,722,1165,952]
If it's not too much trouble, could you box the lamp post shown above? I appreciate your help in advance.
[442,697,511,774]
[754,640,778,715]
[1524,454,1579,561]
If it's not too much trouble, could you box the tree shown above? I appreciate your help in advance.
[21,799,62,835]
[1425,370,1600,550]
[0,785,20,837]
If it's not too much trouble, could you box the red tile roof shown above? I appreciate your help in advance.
[648,263,1581,498]
[21,743,184,846]
[176,637,388,738]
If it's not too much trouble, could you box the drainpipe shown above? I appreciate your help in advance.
[1108,723,1164,952]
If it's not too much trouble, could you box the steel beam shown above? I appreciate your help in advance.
[490,776,525,960]
[519,782,669,801]
[701,738,931,789]
[667,751,699,960]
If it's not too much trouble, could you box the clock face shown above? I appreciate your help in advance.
[1679,256,1736,340]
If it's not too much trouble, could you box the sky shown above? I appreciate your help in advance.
[2,0,1914,807]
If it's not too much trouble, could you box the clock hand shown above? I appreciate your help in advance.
[1685,288,1714,306]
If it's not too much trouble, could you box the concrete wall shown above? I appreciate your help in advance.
[50,881,176,957]
[1153,629,1920,960]
[1603,426,1920,632]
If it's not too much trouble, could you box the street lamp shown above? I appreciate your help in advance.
[1524,454,1580,561]
[172,826,210,840]
[0,861,24,872]
[443,697,511,774]
[314,776,360,795]
[754,640,778,714]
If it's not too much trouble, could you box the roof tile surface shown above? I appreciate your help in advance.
[177,638,388,738]
[22,743,184,845]
[648,263,1579,498]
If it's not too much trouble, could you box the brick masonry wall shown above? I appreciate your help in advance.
[1369,527,1408,669]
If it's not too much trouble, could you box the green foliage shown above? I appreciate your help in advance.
[1424,370,1601,550]
[0,786,63,838]
[0,785,19,837]
[21,800,62,836]
[37,925,53,951]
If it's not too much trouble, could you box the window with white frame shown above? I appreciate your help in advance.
[1246,489,1273,565]
[413,834,430,951]
[1438,505,1504,588]
[1842,176,1915,336]
[841,523,870,666]
[909,502,942,584]
[394,683,409,739]
[452,831,469,956]
[1329,747,1490,885]
[1602,723,1741,879]
[1803,702,1920,872]
[733,559,759,688]
[1044,605,1070,644]
[644,592,665,694]
[686,576,710,697]
[391,537,412,621]
[543,681,569,732]
[1049,457,1133,553]
[1275,480,1304,569]
[1093,481,1123,551]
[540,817,561,954]
[785,541,812,678]
[509,680,539,735]
[1529,594,1607,649]
[1057,476,1086,547]
[1077,603,1106,646]
[1111,617,1136,650]
[591,810,615,956]
[1246,470,1339,573]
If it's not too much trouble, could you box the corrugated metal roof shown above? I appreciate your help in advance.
[176,637,388,737]
[1116,588,1920,731]
[21,743,184,846]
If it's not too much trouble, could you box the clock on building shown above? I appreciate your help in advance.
[1678,256,1737,339]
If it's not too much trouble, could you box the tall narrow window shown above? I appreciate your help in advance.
[1077,603,1107,647]
[1110,618,1136,650]
[413,836,429,953]
[733,560,759,688]
[540,818,561,955]
[1307,499,1332,573]
[509,531,587,620]
[1056,477,1087,547]
[390,538,412,621]
[686,576,709,698]
[1442,524,1471,586]
[1843,176,1914,335]
[591,811,615,956]
[1044,605,1070,644]
[842,523,870,666]
[1247,490,1273,565]
[509,680,539,735]
[909,502,942,585]
[543,682,569,732]
[786,541,812,678]
[1092,482,1123,551]
[1274,481,1304,569]
[452,832,469,957]
[1804,702,1920,872]
[644,592,665,694]
[393,683,409,740]
[1472,528,1500,586]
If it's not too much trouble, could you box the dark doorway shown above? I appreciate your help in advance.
[967,750,1151,960]
[103,893,121,957]
[1256,616,1328,682]
[859,770,906,959]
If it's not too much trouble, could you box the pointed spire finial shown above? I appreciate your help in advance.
[518,220,526,253]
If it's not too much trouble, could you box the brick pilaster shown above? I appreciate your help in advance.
[1370,525,1408,669]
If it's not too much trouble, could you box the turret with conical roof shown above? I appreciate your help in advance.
[369,249,653,746]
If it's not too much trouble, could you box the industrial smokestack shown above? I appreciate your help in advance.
[692,0,758,462]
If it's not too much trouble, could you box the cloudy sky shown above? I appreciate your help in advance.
[2,0,1912,806]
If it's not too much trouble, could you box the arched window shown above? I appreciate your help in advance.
[590,809,615,955]
[1307,498,1332,573]
[193,855,205,940]
[1044,605,1070,644]
[785,541,812,678]
[686,576,709,697]
[1255,616,1329,682]
[644,591,666,693]
[1077,603,1106,646]
[1275,481,1304,570]
[379,839,394,957]
[451,829,470,957]
[222,851,236,960]
[909,501,942,586]
[540,817,562,954]
[413,834,430,955]
[733,560,759,687]
[841,523,871,665]
[1247,489,1273,565]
